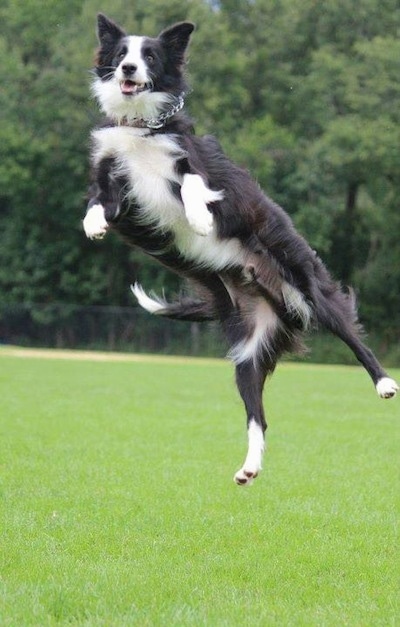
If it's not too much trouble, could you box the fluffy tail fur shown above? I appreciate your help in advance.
[131,283,215,322]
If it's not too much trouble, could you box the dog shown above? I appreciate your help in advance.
[84,14,398,485]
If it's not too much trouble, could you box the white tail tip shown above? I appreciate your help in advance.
[131,283,166,314]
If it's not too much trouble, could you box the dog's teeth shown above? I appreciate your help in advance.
[120,80,146,95]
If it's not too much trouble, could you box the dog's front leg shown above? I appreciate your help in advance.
[84,159,120,240]
[84,195,120,240]
[180,173,224,236]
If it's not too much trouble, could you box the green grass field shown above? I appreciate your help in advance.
[1,347,399,626]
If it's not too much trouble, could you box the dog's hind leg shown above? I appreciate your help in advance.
[222,294,280,485]
[315,291,398,399]
[233,358,274,486]
[332,327,398,398]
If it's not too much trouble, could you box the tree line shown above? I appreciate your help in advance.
[0,0,399,361]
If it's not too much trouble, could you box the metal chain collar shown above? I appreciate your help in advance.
[134,93,185,130]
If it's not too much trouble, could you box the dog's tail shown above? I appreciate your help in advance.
[131,283,215,322]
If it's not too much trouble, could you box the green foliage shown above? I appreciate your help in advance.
[0,0,398,354]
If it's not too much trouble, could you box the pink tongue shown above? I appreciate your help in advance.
[121,80,136,95]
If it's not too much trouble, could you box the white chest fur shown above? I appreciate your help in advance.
[91,127,244,270]
[92,127,185,227]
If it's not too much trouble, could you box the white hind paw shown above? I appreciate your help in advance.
[376,377,399,399]
[83,204,109,240]
[234,466,260,486]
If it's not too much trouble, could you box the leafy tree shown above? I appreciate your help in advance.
[0,0,398,355]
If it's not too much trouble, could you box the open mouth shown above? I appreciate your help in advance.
[120,80,148,96]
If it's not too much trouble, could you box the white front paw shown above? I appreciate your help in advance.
[181,174,224,237]
[185,203,214,236]
[83,204,109,240]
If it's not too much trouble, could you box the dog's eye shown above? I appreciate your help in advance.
[117,48,127,61]
[145,53,155,64]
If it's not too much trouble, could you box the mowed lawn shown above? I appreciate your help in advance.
[1,348,399,626]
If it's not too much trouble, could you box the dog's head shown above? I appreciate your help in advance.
[92,14,194,124]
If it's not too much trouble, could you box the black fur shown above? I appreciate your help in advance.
[86,15,397,484]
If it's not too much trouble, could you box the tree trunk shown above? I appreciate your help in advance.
[331,182,358,284]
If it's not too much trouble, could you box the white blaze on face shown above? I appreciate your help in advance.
[115,36,149,87]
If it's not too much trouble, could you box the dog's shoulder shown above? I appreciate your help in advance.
[179,131,224,157]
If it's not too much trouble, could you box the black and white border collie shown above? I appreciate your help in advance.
[84,14,398,485]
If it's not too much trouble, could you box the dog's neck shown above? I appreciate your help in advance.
[117,92,186,130]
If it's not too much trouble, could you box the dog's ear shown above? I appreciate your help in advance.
[97,13,126,46]
[159,22,195,65]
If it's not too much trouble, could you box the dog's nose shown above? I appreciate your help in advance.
[121,63,137,76]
